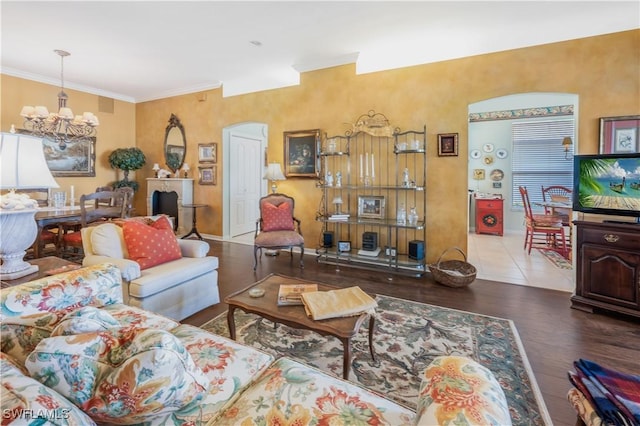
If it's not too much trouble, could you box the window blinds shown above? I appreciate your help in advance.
[511,119,575,209]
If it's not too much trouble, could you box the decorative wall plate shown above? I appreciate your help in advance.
[473,169,485,180]
[483,155,494,165]
[482,143,495,153]
[496,148,508,159]
[490,169,504,181]
[470,149,481,159]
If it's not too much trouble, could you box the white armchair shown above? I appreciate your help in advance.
[81,217,219,320]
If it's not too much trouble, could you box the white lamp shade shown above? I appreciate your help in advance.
[263,163,286,181]
[332,197,343,204]
[0,133,59,189]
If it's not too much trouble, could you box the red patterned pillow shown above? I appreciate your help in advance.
[262,202,294,231]
[123,216,182,270]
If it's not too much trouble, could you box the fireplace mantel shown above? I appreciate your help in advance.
[146,178,193,235]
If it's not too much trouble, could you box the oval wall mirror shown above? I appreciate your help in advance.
[164,113,186,173]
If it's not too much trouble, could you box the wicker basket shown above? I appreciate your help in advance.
[429,247,477,288]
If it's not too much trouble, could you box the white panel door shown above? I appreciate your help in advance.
[229,132,262,236]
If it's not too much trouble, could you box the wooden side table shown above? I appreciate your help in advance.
[1,256,80,288]
[181,203,207,240]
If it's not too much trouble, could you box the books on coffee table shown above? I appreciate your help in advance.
[277,283,318,306]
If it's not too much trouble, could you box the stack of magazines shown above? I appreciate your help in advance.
[277,284,318,306]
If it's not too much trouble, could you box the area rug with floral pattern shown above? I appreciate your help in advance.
[202,294,551,425]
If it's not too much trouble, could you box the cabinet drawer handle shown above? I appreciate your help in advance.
[603,234,620,243]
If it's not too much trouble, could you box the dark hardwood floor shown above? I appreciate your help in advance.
[183,239,640,426]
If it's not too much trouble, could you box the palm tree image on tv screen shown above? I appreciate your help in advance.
[575,155,640,217]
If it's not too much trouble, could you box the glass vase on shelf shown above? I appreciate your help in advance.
[408,207,418,226]
[397,204,406,225]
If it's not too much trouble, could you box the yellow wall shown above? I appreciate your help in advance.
[3,29,639,263]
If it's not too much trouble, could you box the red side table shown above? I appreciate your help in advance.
[475,196,503,236]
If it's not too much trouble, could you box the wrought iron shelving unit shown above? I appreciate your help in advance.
[316,111,427,276]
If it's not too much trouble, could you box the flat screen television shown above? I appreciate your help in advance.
[572,153,640,219]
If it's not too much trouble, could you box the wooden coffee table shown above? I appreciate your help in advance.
[225,274,376,379]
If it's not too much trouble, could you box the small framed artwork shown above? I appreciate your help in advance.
[198,165,216,185]
[284,129,321,177]
[437,133,459,157]
[357,195,385,219]
[492,182,502,188]
[472,169,485,180]
[198,143,217,163]
[337,241,351,252]
[599,115,640,154]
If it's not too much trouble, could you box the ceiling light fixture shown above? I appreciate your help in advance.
[19,49,99,150]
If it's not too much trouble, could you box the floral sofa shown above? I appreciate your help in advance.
[79,215,219,321]
[0,263,511,425]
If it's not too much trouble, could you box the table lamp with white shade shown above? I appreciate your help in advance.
[263,163,286,193]
[181,163,190,178]
[0,132,59,279]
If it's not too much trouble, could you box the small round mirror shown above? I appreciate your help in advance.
[164,114,186,173]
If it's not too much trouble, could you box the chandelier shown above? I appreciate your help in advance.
[19,49,98,150]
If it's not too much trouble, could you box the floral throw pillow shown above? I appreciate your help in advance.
[123,215,182,269]
[262,202,294,231]
[25,327,210,424]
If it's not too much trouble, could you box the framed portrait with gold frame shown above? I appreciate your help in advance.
[437,133,459,157]
[284,129,320,177]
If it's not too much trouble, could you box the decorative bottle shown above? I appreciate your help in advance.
[408,207,418,226]
[397,203,406,224]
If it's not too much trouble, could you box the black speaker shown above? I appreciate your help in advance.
[408,240,425,260]
[362,232,378,251]
[322,231,334,248]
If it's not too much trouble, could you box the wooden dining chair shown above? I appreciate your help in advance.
[541,185,573,251]
[541,185,572,223]
[519,186,568,258]
[59,190,129,259]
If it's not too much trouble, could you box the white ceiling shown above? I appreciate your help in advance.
[2,1,638,103]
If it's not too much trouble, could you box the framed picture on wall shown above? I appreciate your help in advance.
[437,133,459,157]
[16,129,96,177]
[599,115,640,154]
[284,129,320,177]
[198,143,217,163]
[198,165,216,185]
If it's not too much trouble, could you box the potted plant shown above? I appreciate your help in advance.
[108,147,146,192]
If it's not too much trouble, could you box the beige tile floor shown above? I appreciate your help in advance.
[229,231,575,293]
[467,231,574,293]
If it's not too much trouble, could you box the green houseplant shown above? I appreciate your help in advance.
[108,147,146,192]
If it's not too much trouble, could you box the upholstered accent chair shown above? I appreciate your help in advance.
[519,186,567,258]
[253,193,304,270]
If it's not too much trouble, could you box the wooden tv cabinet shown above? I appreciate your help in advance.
[572,220,640,318]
